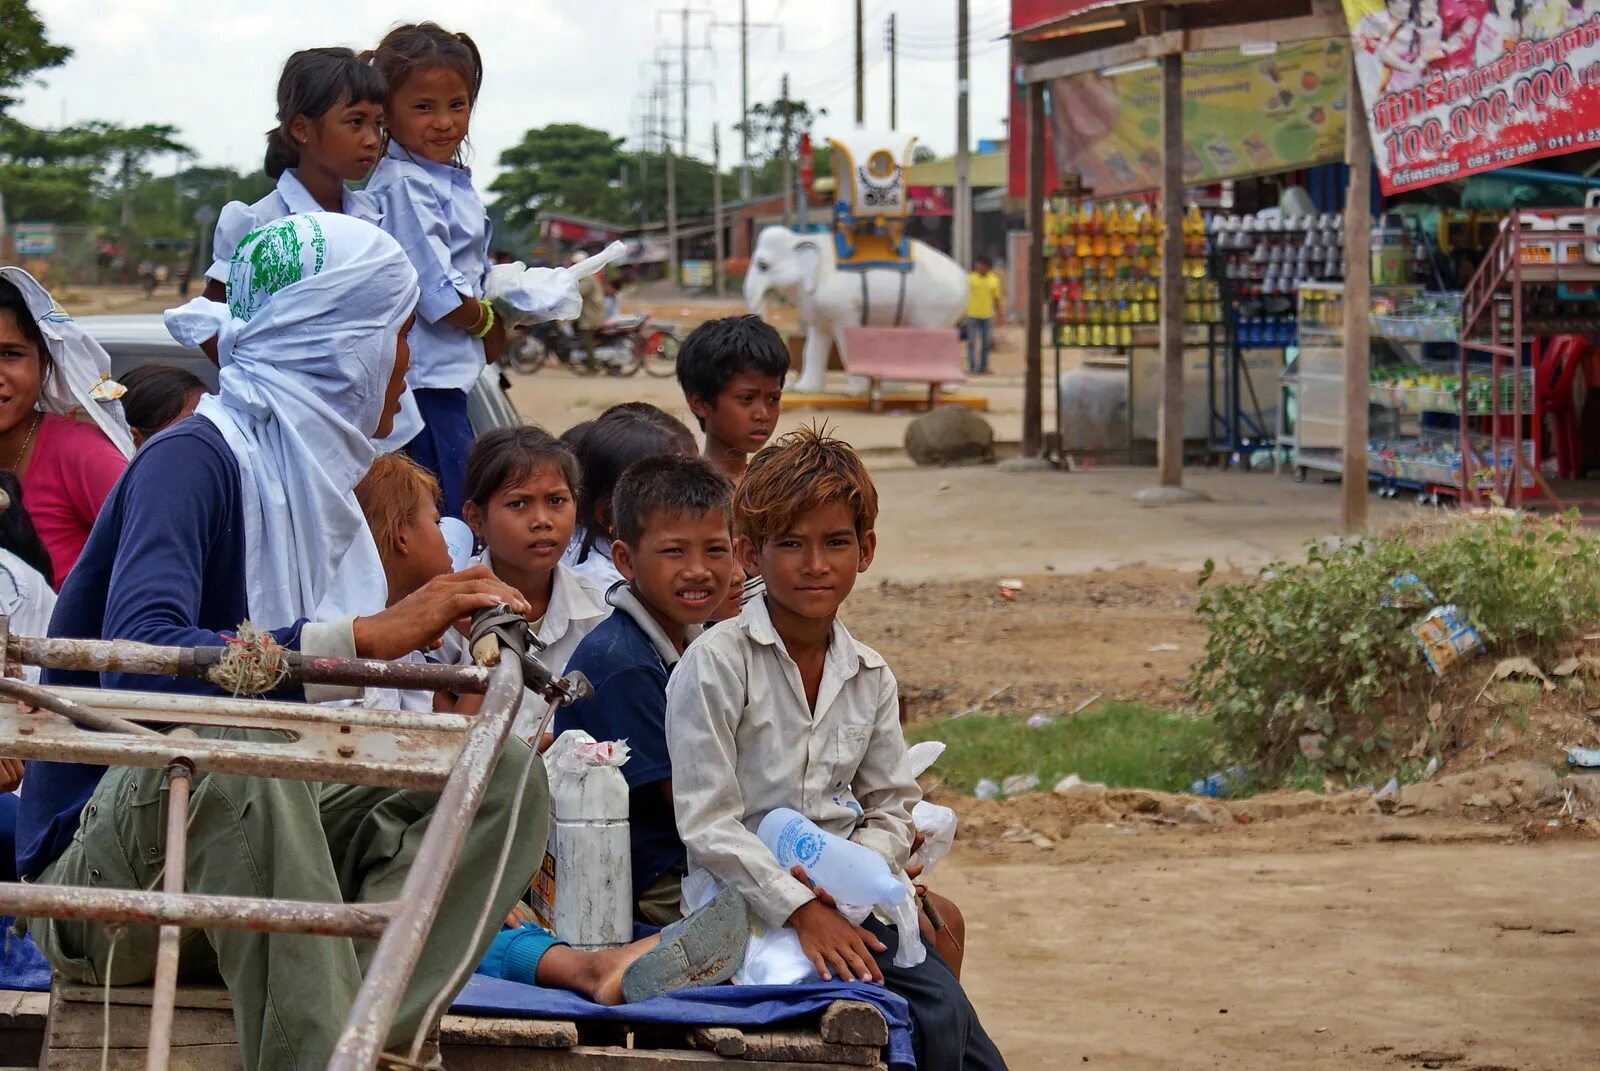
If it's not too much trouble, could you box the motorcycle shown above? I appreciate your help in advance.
[503,314,652,377]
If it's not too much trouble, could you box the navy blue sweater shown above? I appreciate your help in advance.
[17,419,313,880]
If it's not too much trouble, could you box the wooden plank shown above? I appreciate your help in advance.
[818,1001,889,1048]
[0,991,46,1026]
[1024,80,1047,459]
[1185,14,1347,51]
[478,1045,886,1071]
[47,999,235,1050]
[44,1042,239,1071]
[1020,30,1183,83]
[439,1014,579,1049]
[741,1029,880,1066]
[686,1026,746,1056]
[57,984,233,1011]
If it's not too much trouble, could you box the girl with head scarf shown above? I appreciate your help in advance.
[19,213,545,1071]
[0,269,134,586]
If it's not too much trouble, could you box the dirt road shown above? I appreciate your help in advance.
[943,820,1600,1070]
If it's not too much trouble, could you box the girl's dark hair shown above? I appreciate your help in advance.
[464,426,581,511]
[371,23,484,164]
[574,406,694,561]
[559,420,594,451]
[0,470,53,587]
[265,47,388,179]
[0,278,54,388]
[119,363,208,442]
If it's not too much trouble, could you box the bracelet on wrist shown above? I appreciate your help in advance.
[469,299,496,340]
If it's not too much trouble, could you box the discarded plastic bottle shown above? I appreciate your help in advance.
[974,778,1000,800]
[757,808,908,909]
[1190,765,1248,798]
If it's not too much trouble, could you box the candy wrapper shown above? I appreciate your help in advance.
[486,240,627,327]
[1412,605,1483,676]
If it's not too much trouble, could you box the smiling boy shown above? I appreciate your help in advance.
[555,454,736,925]
[665,428,1005,1071]
[675,315,790,483]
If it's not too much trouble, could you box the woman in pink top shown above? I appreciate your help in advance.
[0,270,134,585]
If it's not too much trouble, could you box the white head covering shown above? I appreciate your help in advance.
[0,267,135,459]
[171,213,419,630]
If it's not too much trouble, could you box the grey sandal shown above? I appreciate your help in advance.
[621,885,750,1003]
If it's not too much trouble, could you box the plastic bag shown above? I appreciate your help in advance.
[906,740,946,778]
[553,738,631,774]
[908,800,957,879]
[486,240,627,327]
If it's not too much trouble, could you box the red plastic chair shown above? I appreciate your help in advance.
[1539,335,1588,479]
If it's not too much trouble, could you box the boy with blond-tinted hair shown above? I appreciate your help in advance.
[665,428,1005,1071]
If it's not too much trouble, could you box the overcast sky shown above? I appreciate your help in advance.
[13,0,1013,200]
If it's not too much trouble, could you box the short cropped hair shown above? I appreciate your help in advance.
[613,455,733,548]
[355,454,440,562]
[675,314,790,406]
[464,425,581,509]
[733,426,878,548]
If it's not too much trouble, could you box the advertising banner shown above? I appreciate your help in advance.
[1345,0,1600,193]
[1049,40,1350,196]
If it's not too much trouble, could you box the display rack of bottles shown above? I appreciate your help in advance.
[1045,198,1220,348]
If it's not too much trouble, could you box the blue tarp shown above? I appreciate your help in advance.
[453,974,915,1069]
[0,929,916,1069]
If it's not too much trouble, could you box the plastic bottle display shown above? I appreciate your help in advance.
[1045,196,1221,348]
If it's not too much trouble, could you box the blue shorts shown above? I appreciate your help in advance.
[406,387,474,519]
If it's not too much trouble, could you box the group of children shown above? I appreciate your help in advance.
[0,20,1005,1071]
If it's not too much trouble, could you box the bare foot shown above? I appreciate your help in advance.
[537,937,662,1006]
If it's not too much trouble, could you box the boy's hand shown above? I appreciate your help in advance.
[787,865,886,984]
[353,567,530,661]
[0,757,23,794]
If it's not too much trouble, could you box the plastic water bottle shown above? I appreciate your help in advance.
[757,807,907,909]
[1190,765,1249,798]
[545,730,632,950]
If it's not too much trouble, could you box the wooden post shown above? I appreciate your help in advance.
[1157,54,1185,487]
[1342,58,1372,533]
[1023,80,1046,458]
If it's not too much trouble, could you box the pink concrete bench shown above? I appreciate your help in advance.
[842,326,966,412]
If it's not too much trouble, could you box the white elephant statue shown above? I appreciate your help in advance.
[743,226,970,394]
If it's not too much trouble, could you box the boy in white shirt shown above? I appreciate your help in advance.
[666,428,1006,1071]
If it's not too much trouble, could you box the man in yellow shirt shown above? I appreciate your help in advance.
[965,256,1002,374]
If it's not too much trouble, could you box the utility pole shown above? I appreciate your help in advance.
[887,14,898,131]
[660,57,679,290]
[854,0,865,126]
[781,74,794,226]
[712,5,781,202]
[953,0,972,268]
[713,123,726,298]
[657,10,712,289]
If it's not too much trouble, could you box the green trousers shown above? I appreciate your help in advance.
[28,727,548,1071]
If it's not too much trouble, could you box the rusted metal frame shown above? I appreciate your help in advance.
[145,760,192,1071]
[0,676,161,738]
[0,719,456,791]
[0,883,395,939]
[328,654,526,1070]
[47,686,473,734]
[7,633,493,696]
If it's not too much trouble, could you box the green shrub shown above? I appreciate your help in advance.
[1187,513,1600,782]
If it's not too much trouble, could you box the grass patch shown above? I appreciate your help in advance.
[907,701,1220,796]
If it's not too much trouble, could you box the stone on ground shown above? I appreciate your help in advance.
[905,407,996,467]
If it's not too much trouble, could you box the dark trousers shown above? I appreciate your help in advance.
[865,917,1007,1071]
[406,387,474,519]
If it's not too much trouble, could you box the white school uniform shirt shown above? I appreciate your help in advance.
[561,528,625,592]
[365,142,492,393]
[664,595,920,930]
[444,554,610,741]
[205,170,381,283]
[0,549,55,686]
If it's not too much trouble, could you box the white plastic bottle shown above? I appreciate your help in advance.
[757,807,908,908]
[545,730,632,950]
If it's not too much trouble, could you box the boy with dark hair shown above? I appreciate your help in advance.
[555,454,737,925]
[674,314,790,483]
[665,427,1006,1071]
